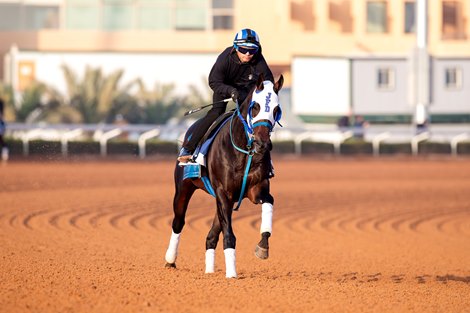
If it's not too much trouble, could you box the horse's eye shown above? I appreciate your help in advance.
[250,102,260,118]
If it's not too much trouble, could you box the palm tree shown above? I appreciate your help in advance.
[133,80,188,125]
[133,76,212,125]
[61,64,137,123]
[0,82,14,121]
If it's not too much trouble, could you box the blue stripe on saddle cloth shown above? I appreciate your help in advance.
[182,163,200,180]
[182,163,216,197]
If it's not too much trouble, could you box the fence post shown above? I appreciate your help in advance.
[138,129,160,159]
[22,129,42,156]
[450,133,468,157]
[372,132,390,157]
[61,129,83,157]
[411,131,430,156]
[334,131,353,155]
[294,131,314,156]
[99,129,123,157]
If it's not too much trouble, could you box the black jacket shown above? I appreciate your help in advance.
[208,47,274,103]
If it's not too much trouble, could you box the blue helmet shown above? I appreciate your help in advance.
[233,28,260,49]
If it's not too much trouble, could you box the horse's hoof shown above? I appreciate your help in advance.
[165,262,176,269]
[254,245,269,260]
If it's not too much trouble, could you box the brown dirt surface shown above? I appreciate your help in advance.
[1,158,469,313]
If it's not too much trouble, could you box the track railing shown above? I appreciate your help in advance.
[4,123,470,157]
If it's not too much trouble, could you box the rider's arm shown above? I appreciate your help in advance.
[208,48,235,100]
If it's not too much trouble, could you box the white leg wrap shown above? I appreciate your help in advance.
[205,249,215,274]
[224,248,237,278]
[260,203,273,234]
[165,231,181,264]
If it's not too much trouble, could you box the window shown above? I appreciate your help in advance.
[103,4,133,30]
[445,67,462,89]
[328,0,353,33]
[138,7,171,30]
[367,1,387,33]
[0,3,59,30]
[212,0,234,30]
[442,1,466,39]
[404,1,415,33]
[377,67,395,90]
[175,0,206,30]
[25,5,59,30]
[65,5,100,30]
[137,0,171,30]
[0,4,21,30]
[2,0,231,31]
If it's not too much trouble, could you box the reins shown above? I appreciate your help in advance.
[229,100,271,211]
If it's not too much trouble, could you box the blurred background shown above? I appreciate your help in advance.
[0,0,469,158]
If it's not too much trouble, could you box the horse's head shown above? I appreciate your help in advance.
[244,74,284,154]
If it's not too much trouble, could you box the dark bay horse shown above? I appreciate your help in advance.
[165,74,284,278]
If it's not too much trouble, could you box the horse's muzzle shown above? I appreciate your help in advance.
[253,139,271,154]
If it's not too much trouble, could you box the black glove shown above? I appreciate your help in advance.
[230,89,239,102]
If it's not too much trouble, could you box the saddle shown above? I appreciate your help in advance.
[193,110,234,166]
[182,110,234,196]
[200,110,234,144]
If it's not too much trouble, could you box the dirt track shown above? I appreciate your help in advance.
[1,158,469,313]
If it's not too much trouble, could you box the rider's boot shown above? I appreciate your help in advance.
[177,147,194,164]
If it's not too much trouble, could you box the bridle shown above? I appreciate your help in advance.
[228,81,282,210]
[230,81,282,155]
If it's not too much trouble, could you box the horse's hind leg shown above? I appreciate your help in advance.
[205,213,221,274]
[165,179,196,268]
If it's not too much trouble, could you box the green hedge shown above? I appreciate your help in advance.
[3,138,470,157]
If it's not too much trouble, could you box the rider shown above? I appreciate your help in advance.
[177,28,274,163]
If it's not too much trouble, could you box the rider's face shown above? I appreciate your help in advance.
[236,48,255,63]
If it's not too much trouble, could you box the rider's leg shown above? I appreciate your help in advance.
[178,103,227,162]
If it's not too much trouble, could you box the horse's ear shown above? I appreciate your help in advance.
[274,75,284,94]
[256,73,265,91]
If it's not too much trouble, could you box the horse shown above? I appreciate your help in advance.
[165,74,284,278]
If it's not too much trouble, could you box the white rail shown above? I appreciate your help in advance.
[61,129,83,157]
[22,129,43,156]
[411,132,430,156]
[334,131,353,155]
[99,129,123,157]
[294,131,314,156]
[450,133,469,157]
[372,132,390,157]
[138,129,160,159]
[4,123,470,158]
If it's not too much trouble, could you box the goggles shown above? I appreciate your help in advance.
[236,45,259,55]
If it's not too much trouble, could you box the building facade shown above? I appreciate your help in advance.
[1,0,469,122]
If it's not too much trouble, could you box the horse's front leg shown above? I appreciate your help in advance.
[255,198,274,260]
[215,193,237,278]
[248,180,274,260]
[205,213,221,274]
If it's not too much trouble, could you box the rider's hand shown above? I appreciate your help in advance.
[230,89,239,102]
